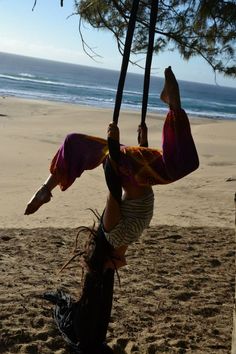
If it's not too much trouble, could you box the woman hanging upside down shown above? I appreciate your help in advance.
[24,67,199,250]
[24,67,199,353]
[24,67,199,264]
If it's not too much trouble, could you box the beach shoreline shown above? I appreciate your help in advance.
[2,93,235,121]
[0,96,235,353]
[1,51,236,121]
[0,95,235,229]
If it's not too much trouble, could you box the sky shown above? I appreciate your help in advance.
[0,0,235,88]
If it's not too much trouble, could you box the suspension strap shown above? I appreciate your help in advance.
[105,1,139,202]
[106,1,158,202]
[112,0,140,125]
[141,0,158,126]
[108,0,140,165]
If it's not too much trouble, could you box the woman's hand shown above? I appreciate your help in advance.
[107,122,120,142]
[137,123,148,147]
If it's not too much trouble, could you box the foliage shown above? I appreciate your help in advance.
[72,0,236,77]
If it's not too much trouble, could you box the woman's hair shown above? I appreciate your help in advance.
[59,209,101,273]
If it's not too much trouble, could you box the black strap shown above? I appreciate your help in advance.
[107,0,140,198]
[112,0,140,125]
[112,0,158,127]
[141,0,158,126]
[104,157,122,202]
[106,1,158,201]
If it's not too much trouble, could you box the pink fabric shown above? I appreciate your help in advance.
[50,109,199,191]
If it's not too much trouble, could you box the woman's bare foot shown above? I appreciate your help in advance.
[24,184,52,215]
[160,66,181,110]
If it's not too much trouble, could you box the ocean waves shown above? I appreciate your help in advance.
[0,52,235,120]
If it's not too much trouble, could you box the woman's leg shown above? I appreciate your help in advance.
[160,66,181,111]
[160,66,199,181]
[24,133,108,215]
[137,66,180,149]
[24,174,59,215]
[103,122,121,231]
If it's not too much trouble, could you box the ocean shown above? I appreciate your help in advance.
[0,52,235,120]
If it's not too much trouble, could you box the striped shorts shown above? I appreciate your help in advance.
[104,190,154,248]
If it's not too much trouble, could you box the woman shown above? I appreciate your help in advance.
[25,67,199,354]
[24,66,199,263]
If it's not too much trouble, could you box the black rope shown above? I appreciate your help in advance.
[112,0,140,125]
[107,0,158,201]
[107,0,140,199]
[141,0,158,126]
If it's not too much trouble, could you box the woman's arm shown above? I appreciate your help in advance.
[102,123,122,232]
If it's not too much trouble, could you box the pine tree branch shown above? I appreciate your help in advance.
[32,0,37,11]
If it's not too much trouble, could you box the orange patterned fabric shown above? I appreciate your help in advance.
[50,109,199,191]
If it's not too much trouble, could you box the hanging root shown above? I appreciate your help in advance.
[32,0,63,11]
[58,209,121,286]
[86,208,101,221]
[59,223,98,273]
[59,208,102,273]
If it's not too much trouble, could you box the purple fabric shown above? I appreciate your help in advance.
[50,109,199,190]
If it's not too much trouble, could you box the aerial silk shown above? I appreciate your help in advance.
[50,108,199,191]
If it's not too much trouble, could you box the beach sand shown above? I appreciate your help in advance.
[0,97,235,353]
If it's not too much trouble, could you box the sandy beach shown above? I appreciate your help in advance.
[0,96,235,353]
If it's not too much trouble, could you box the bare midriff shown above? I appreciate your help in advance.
[122,182,153,200]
